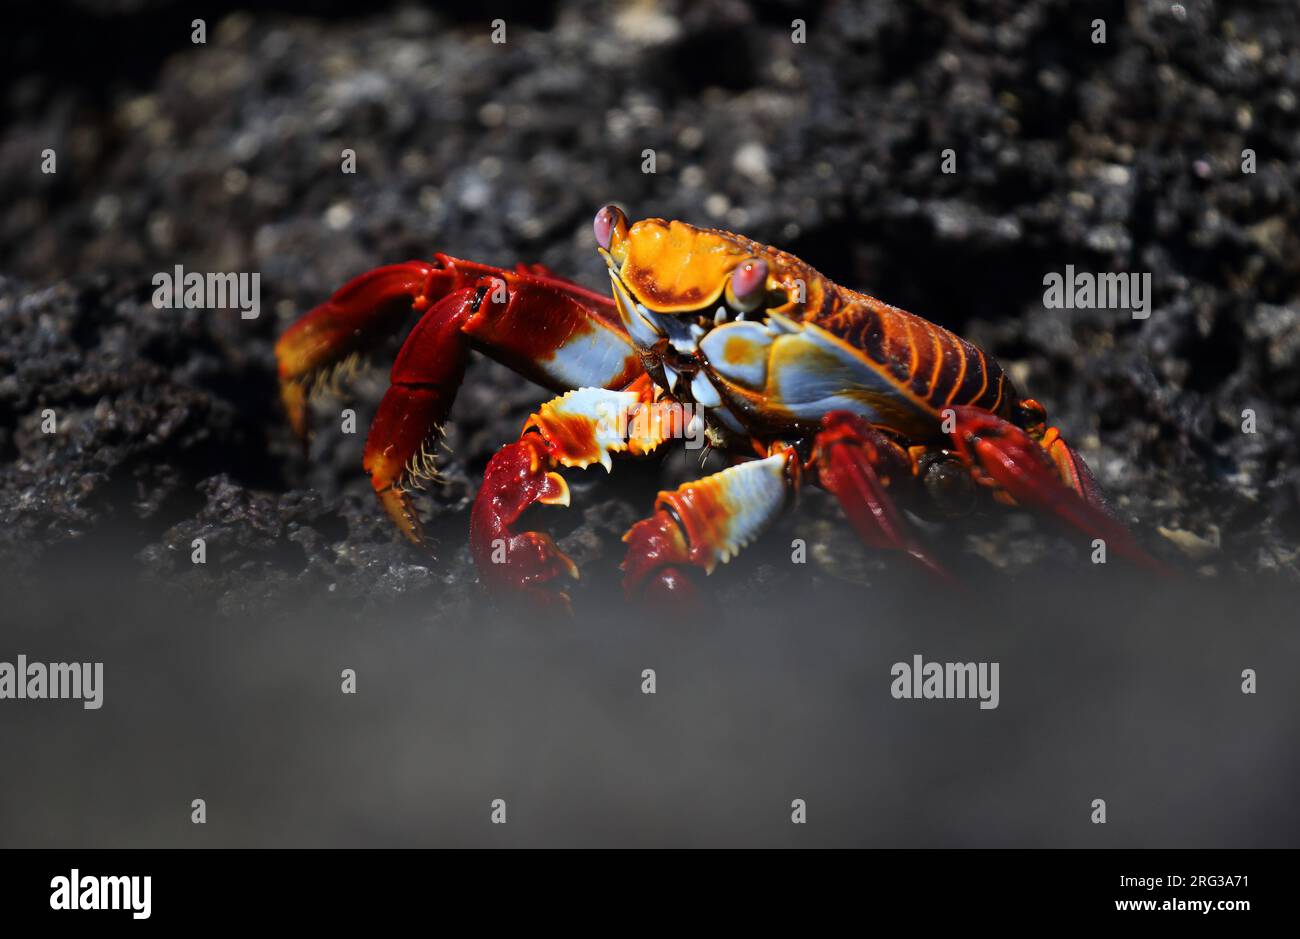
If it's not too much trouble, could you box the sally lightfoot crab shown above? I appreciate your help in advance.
[276,205,1164,608]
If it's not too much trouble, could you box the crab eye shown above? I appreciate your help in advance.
[727,258,769,311]
[593,204,628,251]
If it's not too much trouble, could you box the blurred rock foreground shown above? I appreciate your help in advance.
[1,0,1299,618]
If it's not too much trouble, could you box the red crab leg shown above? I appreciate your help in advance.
[362,287,477,542]
[812,411,952,581]
[622,448,798,607]
[472,381,672,610]
[276,261,440,438]
[276,255,636,437]
[277,256,645,544]
[470,433,577,610]
[946,406,1169,574]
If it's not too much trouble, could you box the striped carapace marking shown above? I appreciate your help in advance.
[609,218,1017,427]
[810,288,1013,420]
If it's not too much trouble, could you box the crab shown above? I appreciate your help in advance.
[275,204,1165,609]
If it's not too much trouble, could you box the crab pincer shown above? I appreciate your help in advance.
[470,434,579,611]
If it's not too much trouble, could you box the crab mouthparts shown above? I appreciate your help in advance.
[607,268,759,356]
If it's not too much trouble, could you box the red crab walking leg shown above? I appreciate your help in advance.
[276,261,442,438]
[362,287,478,542]
[279,256,646,544]
[276,255,638,439]
[367,270,642,544]
[472,381,673,609]
[621,447,798,606]
[812,411,952,581]
[946,406,1169,574]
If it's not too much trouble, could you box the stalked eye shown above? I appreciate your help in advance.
[726,258,769,312]
[593,204,628,250]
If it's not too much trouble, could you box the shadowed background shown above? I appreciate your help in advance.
[0,0,1297,846]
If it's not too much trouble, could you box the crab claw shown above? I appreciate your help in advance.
[621,509,707,611]
[621,451,795,611]
[470,435,580,610]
